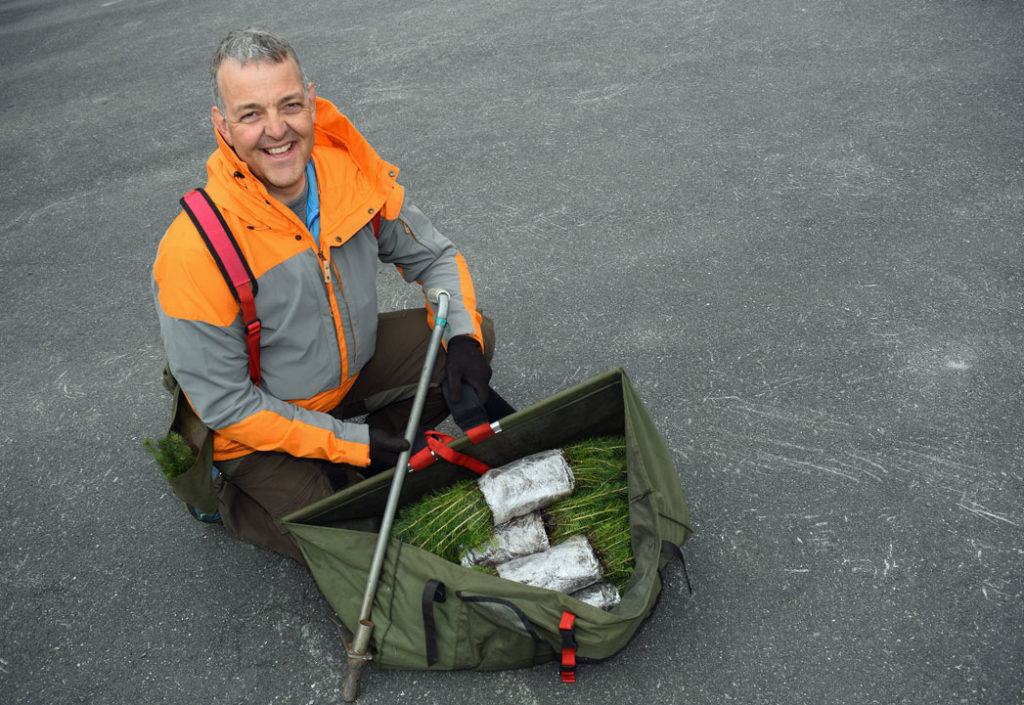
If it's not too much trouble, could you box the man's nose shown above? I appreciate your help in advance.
[265,112,288,140]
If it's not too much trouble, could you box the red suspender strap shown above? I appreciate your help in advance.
[180,189,262,386]
[408,430,492,475]
[559,611,578,683]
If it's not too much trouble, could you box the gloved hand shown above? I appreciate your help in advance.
[444,335,491,405]
[368,427,410,468]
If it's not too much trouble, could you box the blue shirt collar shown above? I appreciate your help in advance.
[305,158,320,244]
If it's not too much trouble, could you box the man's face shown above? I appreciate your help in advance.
[211,57,316,204]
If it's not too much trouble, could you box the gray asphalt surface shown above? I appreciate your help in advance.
[2,1,1023,704]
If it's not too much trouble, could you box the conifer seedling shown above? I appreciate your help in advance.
[142,432,196,479]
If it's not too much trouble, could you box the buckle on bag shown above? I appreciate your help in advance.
[559,611,577,683]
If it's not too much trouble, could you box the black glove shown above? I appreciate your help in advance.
[444,335,491,405]
[368,427,410,469]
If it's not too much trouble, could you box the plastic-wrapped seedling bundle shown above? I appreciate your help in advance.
[495,535,604,594]
[460,512,549,568]
[476,449,575,525]
[544,469,633,590]
[570,580,622,611]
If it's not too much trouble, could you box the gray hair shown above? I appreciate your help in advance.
[210,28,310,112]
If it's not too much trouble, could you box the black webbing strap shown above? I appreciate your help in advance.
[661,539,693,594]
[421,579,446,666]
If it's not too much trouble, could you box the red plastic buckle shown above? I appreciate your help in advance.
[559,611,577,683]
[243,318,262,385]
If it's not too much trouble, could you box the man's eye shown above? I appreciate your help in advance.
[240,112,258,122]
[284,102,302,111]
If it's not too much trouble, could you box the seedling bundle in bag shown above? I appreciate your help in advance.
[476,449,575,524]
[392,436,635,603]
[459,512,549,568]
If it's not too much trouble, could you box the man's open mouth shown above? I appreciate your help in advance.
[263,143,293,156]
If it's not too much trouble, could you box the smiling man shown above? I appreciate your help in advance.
[152,29,506,562]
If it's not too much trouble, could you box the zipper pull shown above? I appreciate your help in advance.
[319,250,331,283]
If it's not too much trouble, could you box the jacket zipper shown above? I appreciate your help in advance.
[311,238,349,381]
[318,243,358,380]
[332,258,358,365]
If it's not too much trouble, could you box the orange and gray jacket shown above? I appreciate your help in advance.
[153,97,483,465]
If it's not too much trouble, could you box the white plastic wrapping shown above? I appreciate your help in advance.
[570,580,622,611]
[477,449,575,525]
[460,512,550,568]
[495,535,602,594]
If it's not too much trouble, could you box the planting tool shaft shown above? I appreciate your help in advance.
[342,289,452,702]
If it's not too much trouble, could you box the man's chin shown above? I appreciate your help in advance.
[250,167,304,203]
[246,146,312,201]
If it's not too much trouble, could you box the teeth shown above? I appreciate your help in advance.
[265,144,291,155]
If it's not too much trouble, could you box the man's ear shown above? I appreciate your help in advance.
[211,106,232,146]
[308,83,317,120]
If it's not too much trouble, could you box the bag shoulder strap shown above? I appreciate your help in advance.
[180,188,262,386]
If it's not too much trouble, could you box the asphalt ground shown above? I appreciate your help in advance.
[1,1,1022,704]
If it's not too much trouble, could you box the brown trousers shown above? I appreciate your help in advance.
[215,309,496,563]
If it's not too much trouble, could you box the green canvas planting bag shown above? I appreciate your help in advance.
[284,368,692,680]
[159,365,219,519]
